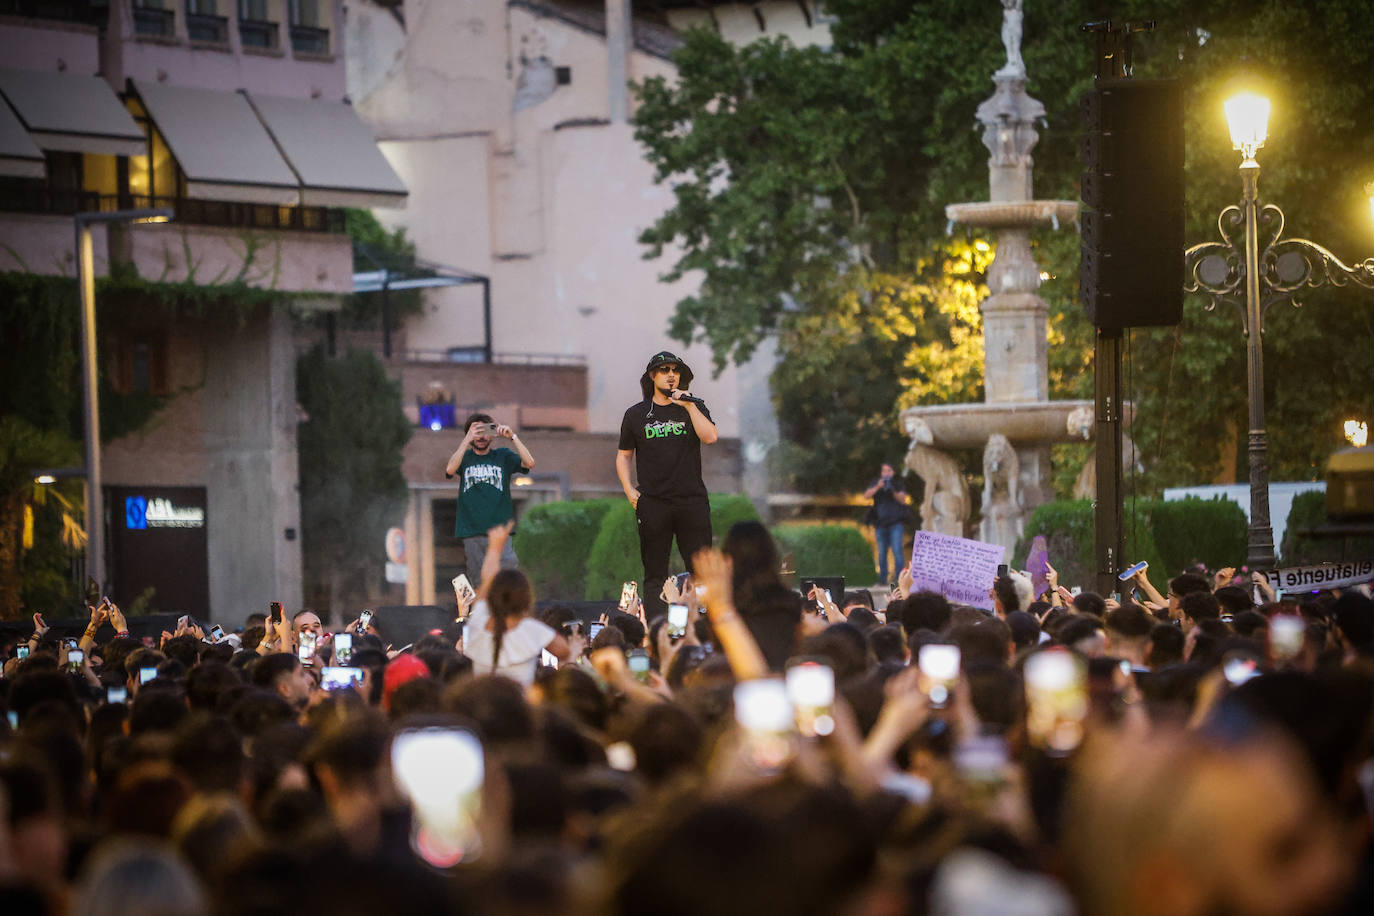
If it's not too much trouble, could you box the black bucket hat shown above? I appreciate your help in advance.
[640,350,694,400]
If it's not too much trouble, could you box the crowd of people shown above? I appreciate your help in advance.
[1,517,1373,916]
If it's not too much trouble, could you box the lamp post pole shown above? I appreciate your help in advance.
[75,218,103,592]
[1185,97,1374,572]
[1238,159,1276,571]
[73,207,173,593]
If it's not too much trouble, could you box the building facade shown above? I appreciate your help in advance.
[344,0,783,604]
[0,0,405,621]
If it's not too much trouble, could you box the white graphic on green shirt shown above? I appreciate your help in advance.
[463,463,504,492]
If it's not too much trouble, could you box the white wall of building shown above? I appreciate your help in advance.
[349,0,755,438]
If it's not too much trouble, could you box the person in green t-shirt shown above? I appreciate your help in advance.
[444,412,536,579]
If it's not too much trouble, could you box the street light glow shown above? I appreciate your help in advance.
[34,474,57,485]
[1346,420,1369,448]
[1224,91,1270,162]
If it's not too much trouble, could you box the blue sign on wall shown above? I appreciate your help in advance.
[125,496,148,530]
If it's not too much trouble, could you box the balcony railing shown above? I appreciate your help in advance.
[289,24,329,54]
[132,6,175,37]
[0,185,100,216]
[397,348,587,367]
[186,11,227,43]
[238,18,278,49]
[0,188,345,233]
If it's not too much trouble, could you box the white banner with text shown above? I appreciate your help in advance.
[1274,560,1374,593]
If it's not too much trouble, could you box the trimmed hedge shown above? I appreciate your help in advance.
[513,498,619,600]
[1015,496,1254,590]
[1282,489,1374,565]
[583,494,762,601]
[1013,500,1165,593]
[584,501,641,600]
[1147,497,1247,576]
[771,523,876,590]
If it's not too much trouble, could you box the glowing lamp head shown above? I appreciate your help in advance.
[1224,91,1270,162]
[1345,419,1368,448]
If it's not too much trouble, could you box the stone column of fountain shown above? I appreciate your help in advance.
[900,0,1088,555]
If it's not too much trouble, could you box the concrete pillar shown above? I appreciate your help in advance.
[982,229,1049,404]
[204,305,302,623]
[418,490,435,606]
[606,0,631,123]
[403,490,420,606]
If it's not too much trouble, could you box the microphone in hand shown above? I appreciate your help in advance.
[671,389,706,406]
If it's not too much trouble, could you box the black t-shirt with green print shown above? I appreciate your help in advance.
[618,399,711,499]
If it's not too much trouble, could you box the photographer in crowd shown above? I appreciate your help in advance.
[864,462,910,587]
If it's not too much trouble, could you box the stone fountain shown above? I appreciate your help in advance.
[900,0,1092,554]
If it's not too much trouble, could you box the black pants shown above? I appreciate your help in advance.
[636,494,712,620]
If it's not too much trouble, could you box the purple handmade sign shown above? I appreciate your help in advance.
[909,530,1006,611]
[1025,535,1050,599]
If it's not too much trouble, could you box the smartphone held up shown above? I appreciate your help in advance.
[734,678,796,773]
[785,659,835,738]
[1024,648,1089,756]
[392,727,485,867]
[917,644,961,709]
[451,574,476,607]
[667,603,689,640]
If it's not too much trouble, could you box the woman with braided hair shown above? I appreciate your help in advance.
[460,523,583,685]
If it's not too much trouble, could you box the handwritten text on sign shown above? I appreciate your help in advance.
[909,530,1006,611]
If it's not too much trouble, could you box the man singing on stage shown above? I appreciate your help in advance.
[616,351,718,619]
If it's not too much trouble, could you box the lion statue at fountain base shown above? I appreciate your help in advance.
[980,433,1024,549]
[902,416,970,537]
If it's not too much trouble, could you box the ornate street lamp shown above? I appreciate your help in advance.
[1185,90,1374,570]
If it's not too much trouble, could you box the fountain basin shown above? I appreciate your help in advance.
[900,400,1128,450]
[946,200,1080,231]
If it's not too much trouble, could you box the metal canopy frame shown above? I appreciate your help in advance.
[351,245,492,361]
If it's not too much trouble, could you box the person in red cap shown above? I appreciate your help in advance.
[382,653,430,713]
[615,351,718,620]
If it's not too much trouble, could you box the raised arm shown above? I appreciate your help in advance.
[693,547,769,681]
[1133,566,1167,608]
[477,520,515,595]
[444,425,477,477]
[496,424,535,470]
[79,600,109,653]
[685,401,718,444]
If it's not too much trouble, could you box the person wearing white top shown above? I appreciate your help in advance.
[464,598,557,686]
[461,557,582,687]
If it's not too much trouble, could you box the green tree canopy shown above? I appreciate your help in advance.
[296,345,412,612]
[634,0,1374,495]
